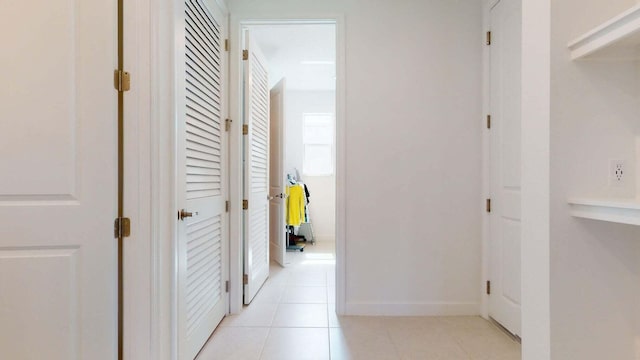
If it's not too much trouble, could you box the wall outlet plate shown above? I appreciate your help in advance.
[609,159,626,187]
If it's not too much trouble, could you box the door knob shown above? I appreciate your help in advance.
[268,193,284,200]
[178,209,197,221]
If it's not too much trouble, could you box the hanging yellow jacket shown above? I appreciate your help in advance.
[286,184,305,226]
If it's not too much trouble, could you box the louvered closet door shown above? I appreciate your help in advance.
[177,0,228,358]
[243,31,270,304]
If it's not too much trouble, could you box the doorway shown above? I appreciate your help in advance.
[227,19,345,318]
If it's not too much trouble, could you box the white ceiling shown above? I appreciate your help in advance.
[249,24,336,91]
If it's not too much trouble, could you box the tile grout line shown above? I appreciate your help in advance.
[434,317,475,360]
[256,326,272,360]
[383,322,404,359]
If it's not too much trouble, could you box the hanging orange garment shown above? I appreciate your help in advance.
[286,184,305,226]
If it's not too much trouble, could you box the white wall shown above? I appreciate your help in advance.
[550,1,640,359]
[284,90,336,242]
[230,0,483,315]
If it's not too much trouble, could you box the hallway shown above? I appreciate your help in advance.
[196,242,521,360]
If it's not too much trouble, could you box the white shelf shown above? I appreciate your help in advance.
[568,4,640,60]
[568,197,640,226]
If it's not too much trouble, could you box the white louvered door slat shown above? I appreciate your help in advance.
[243,31,271,304]
[177,0,228,358]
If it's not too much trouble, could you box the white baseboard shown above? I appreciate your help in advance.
[344,302,480,316]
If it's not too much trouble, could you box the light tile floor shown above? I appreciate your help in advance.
[197,242,521,360]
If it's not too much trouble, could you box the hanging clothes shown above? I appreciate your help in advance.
[303,184,310,203]
[286,184,305,226]
[303,184,311,222]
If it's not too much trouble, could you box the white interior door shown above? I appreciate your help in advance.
[243,31,271,304]
[489,0,522,337]
[177,0,229,358]
[269,78,287,267]
[0,0,118,358]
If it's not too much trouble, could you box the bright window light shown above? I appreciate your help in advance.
[303,113,334,176]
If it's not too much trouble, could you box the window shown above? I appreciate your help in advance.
[303,113,334,176]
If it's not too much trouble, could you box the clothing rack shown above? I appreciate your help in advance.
[285,171,314,252]
[286,225,305,252]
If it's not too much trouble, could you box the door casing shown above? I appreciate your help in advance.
[228,16,347,315]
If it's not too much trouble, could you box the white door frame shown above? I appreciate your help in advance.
[520,0,551,357]
[228,15,347,315]
[122,0,153,357]
[481,0,502,321]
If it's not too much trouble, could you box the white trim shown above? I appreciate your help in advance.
[568,197,640,226]
[345,302,480,317]
[123,0,152,357]
[228,16,244,314]
[228,14,347,315]
[149,0,179,358]
[481,0,493,321]
[335,16,347,316]
[567,3,640,60]
[521,0,551,358]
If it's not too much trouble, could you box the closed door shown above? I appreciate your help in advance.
[176,0,229,358]
[489,0,522,337]
[0,0,118,358]
[243,30,271,304]
[269,78,287,267]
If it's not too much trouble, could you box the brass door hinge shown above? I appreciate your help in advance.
[225,119,232,132]
[486,31,492,45]
[114,217,131,238]
[487,114,491,129]
[225,200,230,212]
[225,280,230,293]
[243,274,249,285]
[114,70,131,92]
[486,280,491,295]
[486,199,491,213]
[242,200,249,210]
[224,39,229,52]
[242,124,249,135]
[242,49,249,61]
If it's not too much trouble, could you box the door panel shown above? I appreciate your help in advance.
[177,0,228,358]
[0,0,117,358]
[243,31,271,304]
[489,0,522,337]
[269,78,286,267]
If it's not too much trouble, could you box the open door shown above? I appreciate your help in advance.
[176,0,229,358]
[269,78,287,267]
[243,30,271,304]
[489,0,522,337]
[0,0,118,358]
